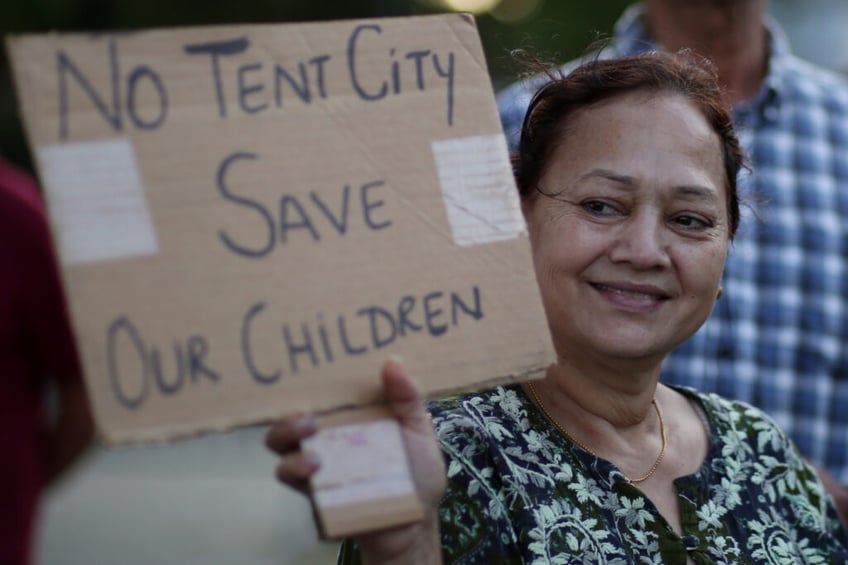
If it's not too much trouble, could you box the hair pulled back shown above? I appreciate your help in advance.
[514,51,743,237]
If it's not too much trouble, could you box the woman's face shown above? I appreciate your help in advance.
[524,91,730,365]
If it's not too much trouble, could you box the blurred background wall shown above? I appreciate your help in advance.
[1,1,845,563]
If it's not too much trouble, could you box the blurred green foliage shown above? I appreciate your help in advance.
[0,0,633,172]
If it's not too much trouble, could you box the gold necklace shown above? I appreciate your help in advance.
[527,381,667,484]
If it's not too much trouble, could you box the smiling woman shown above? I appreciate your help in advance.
[526,89,730,365]
[267,51,848,564]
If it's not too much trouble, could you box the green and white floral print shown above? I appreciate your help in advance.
[338,385,848,564]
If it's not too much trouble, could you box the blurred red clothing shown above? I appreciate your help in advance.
[0,156,84,565]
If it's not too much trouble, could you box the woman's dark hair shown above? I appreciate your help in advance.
[514,50,743,238]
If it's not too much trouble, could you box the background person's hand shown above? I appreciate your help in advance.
[265,359,446,564]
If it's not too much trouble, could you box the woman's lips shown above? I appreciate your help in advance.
[590,282,670,310]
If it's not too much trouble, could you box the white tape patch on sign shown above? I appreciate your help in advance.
[304,419,416,508]
[431,134,525,246]
[37,138,158,265]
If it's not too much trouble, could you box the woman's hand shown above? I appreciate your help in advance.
[265,359,446,564]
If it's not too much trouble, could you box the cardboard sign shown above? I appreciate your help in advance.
[7,15,554,445]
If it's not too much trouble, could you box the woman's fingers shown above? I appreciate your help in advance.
[380,359,447,508]
[275,449,321,496]
[266,415,320,494]
[382,359,427,423]
[355,360,446,561]
[265,414,317,455]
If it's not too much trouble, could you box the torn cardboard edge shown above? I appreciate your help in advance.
[94,363,549,447]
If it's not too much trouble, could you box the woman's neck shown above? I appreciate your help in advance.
[523,360,668,488]
[539,357,660,429]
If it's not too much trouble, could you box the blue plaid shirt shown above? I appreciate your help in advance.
[498,4,848,482]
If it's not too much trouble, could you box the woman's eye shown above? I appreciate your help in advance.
[673,214,711,230]
[581,200,618,215]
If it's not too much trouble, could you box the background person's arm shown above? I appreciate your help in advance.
[9,152,96,488]
[42,377,94,486]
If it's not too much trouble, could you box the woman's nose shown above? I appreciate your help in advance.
[607,212,671,269]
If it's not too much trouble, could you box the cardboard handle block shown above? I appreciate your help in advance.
[304,406,425,538]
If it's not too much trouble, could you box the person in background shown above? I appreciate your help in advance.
[0,153,94,565]
[269,51,848,563]
[498,0,848,524]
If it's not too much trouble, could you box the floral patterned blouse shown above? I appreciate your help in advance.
[338,385,848,564]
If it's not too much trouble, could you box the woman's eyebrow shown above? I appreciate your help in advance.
[579,169,720,201]
[675,185,721,203]
[578,169,635,186]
